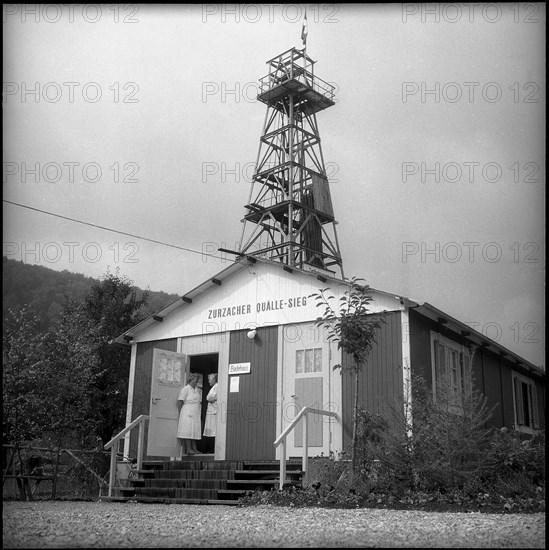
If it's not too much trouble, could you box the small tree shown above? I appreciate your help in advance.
[394,344,497,492]
[312,277,385,476]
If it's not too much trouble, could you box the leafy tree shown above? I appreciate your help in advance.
[40,299,101,496]
[313,278,385,477]
[3,268,150,450]
[2,306,47,448]
[82,268,148,443]
[3,303,100,489]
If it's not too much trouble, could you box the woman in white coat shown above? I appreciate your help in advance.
[203,373,218,438]
[176,373,202,456]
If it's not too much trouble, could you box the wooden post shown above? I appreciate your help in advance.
[108,447,116,497]
[137,419,145,471]
[15,478,26,500]
[302,412,308,488]
[279,439,286,490]
[3,446,15,487]
[24,478,34,501]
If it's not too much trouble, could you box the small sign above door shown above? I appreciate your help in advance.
[228,362,251,375]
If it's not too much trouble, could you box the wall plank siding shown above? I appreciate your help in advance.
[481,348,505,428]
[226,326,278,460]
[341,312,403,450]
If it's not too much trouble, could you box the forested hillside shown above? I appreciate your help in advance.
[2,258,179,330]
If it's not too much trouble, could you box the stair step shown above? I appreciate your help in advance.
[163,461,245,471]
[226,480,300,490]
[117,459,302,504]
[142,461,164,468]
[164,498,232,505]
[235,470,302,476]
[227,479,301,491]
[100,495,238,505]
[228,479,280,485]
[150,470,234,480]
[141,479,228,489]
[133,487,221,499]
[243,461,302,470]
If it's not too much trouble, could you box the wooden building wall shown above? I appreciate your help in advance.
[341,311,403,450]
[409,309,488,394]
[408,308,545,431]
[129,338,178,459]
[225,325,278,460]
[480,347,545,431]
[479,346,507,428]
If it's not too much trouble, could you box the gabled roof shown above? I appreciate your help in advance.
[114,255,407,345]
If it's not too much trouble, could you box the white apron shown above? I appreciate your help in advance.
[177,384,202,440]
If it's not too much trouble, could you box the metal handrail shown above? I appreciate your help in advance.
[103,414,149,497]
[274,406,340,490]
[258,71,335,101]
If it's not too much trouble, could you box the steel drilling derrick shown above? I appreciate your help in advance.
[239,47,344,279]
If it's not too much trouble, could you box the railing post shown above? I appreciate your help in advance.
[302,411,308,488]
[108,446,116,497]
[137,418,145,471]
[275,409,340,492]
[279,438,286,490]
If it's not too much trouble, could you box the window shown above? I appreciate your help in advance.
[512,372,540,433]
[296,348,322,374]
[431,332,472,413]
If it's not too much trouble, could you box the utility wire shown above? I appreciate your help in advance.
[3,199,226,261]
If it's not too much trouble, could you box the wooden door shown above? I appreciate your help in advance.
[293,377,323,447]
[147,348,189,457]
[282,325,333,457]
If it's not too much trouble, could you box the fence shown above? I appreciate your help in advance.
[3,443,110,500]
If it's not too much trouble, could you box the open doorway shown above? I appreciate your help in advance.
[189,353,218,454]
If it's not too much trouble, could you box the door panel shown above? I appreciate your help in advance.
[294,377,323,447]
[147,349,189,457]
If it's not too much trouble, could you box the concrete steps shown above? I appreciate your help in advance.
[101,458,303,505]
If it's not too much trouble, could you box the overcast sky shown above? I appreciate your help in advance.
[3,3,545,367]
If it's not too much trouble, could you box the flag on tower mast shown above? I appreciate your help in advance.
[301,10,308,47]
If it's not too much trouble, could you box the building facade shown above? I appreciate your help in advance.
[116,257,545,462]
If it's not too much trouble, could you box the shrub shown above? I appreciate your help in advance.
[478,428,545,498]
[309,450,352,495]
[241,390,544,512]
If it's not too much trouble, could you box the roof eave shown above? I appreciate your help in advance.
[414,302,544,379]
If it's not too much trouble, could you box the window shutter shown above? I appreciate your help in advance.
[461,353,472,395]
[529,382,540,429]
[513,376,524,425]
[434,340,446,391]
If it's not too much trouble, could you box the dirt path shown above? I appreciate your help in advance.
[2,501,545,548]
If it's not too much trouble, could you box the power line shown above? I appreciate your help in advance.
[3,199,226,261]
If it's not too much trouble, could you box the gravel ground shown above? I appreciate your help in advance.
[2,501,545,548]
